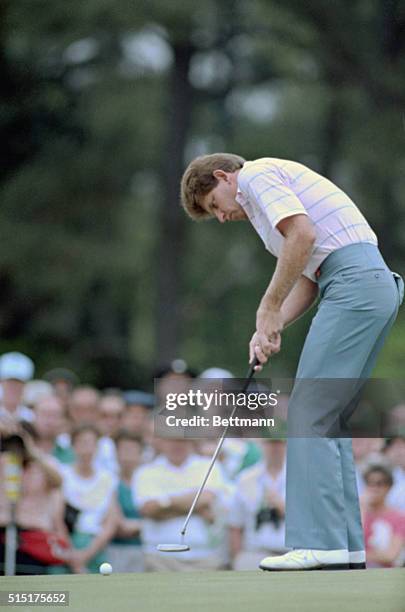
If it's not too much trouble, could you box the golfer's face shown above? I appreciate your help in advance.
[201,177,247,223]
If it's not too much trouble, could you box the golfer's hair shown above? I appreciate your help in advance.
[363,463,393,487]
[180,153,245,220]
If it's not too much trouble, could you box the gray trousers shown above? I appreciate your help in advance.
[285,243,403,551]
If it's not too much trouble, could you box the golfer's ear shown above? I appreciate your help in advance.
[213,169,227,180]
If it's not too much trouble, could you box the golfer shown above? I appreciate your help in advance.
[180,154,404,571]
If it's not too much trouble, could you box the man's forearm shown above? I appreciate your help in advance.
[280,276,319,328]
[28,449,62,488]
[81,506,118,561]
[140,490,215,520]
[116,518,142,538]
[249,223,315,365]
[169,490,214,513]
[258,232,314,316]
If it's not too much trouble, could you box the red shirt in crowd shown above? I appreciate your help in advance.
[363,508,405,568]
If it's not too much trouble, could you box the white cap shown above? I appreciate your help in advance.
[0,352,34,382]
[199,367,234,379]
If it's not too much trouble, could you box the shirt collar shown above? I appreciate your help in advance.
[235,188,247,206]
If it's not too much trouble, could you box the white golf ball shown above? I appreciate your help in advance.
[99,562,112,575]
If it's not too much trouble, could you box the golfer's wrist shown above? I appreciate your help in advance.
[257,299,281,317]
[256,307,280,329]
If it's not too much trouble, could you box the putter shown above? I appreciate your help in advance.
[157,357,260,553]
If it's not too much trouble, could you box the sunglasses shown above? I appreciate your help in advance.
[365,479,390,487]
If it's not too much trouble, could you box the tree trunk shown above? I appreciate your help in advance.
[320,87,343,179]
[155,41,195,363]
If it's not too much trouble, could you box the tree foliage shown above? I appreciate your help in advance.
[1,0,404,385]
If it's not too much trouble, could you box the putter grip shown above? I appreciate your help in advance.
[244,356,260,389]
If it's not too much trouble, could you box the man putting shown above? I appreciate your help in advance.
[180,154,404,571]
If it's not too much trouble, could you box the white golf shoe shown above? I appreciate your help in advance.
[259,548,350,571]
[349,550,366,569]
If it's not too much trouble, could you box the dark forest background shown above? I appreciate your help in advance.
[1,0,404,388]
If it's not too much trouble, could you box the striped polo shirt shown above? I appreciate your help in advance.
[236,158,377,281]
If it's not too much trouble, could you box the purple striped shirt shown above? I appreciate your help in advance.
[237,158,377,280]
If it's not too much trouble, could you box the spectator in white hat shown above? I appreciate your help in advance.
[0,352,35,437]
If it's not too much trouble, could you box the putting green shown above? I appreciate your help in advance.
[1,569,404,612]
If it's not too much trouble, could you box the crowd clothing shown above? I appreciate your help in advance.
[135,454,227,567]
[228,461,287,569]
[106,479,143,573]
[363,507,405,567]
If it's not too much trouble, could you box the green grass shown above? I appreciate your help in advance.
[1,569,404,612]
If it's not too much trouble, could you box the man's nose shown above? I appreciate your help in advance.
[217,211,227,223]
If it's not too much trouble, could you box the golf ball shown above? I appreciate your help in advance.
[99,562,112,575]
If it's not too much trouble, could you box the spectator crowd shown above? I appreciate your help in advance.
[0,352,404,574]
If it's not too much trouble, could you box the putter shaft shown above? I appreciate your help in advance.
[180,358,259,536]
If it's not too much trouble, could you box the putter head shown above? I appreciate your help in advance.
[156,543,190,553]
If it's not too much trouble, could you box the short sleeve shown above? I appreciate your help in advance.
[238,167,307,229]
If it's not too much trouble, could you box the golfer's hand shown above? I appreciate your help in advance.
[249,309,283,370]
